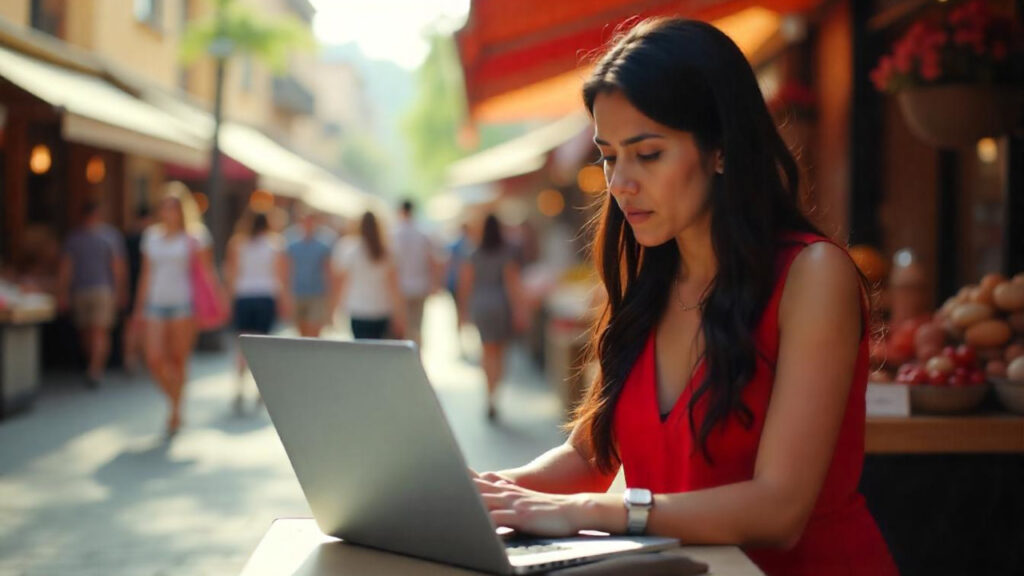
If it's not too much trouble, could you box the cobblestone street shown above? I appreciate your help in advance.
[0,296,571,575]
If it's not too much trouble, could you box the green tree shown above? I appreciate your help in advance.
[180,0,312,257]
[402,33,467,199]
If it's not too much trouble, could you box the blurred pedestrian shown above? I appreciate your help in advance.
[334,212,405,340]
[122,206,155,376]
[223,211,289,412]
[445,223,473,358]
[57,201,127,388]
[391,199,439,349]
[285,209,335,338]
[458,214,525,421]
[132,182,217,436]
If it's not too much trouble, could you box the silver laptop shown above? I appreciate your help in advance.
[240,336,679,575]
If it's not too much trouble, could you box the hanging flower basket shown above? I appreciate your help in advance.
[871,0,1024,148]
[897,84,1024,148]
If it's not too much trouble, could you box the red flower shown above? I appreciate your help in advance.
[871,55,894,92]
[871,0,1020,93]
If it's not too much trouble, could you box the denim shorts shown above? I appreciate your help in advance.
[146,302,193,320]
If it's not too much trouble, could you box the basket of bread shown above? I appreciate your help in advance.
[880,273,1024,414]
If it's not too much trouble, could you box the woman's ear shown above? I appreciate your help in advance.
[714,150,725,174]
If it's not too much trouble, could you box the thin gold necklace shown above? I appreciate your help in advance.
[674,277,709,312]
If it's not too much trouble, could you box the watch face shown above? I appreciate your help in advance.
[625,488,652,506]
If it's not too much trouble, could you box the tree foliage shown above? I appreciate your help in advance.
[402,33,467,199]
[180,0,314,71]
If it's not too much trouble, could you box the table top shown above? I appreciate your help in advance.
[0,304,55,325]
[240,518,764,576]
[865,414,1024,454]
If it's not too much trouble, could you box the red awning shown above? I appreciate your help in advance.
[164,153,256,182]
[457,0,821,121]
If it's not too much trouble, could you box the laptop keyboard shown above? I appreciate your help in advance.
[506,543,572,557]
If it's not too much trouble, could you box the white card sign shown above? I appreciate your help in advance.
[866,382,911,417]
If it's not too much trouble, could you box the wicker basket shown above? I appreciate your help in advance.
[898,85,1024,148]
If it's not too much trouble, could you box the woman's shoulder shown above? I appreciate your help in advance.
[779,240,863,326]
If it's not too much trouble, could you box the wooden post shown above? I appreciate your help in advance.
[1005,136,1023,276]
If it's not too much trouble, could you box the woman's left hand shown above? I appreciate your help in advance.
[474,477,588,538]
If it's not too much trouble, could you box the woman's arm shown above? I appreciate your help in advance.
[276,248,293,320]
[483,243,864,548]
[456,261,473,325]
[132,255,150,319]
[482,429,618,495]
[502,259,528,332]
[385,260,407,338]
[222,238,239,300]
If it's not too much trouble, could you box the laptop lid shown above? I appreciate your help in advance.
[240,336,513,575]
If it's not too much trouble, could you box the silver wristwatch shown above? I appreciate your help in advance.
[623,488,653,535]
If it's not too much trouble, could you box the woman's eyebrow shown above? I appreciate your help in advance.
[593,133,666,146]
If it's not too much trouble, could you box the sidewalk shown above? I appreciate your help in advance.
[0,295,568,576]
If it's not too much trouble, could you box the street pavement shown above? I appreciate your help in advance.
[0,295,575,576]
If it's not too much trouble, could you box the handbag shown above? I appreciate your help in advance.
[189,236,229,330]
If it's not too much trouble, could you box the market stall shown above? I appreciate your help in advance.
[0,282,55,419]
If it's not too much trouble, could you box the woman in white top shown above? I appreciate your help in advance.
[334,212,405,340]
[132,182,219,437]
[223,210,290,411]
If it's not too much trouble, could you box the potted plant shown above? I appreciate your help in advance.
[870,0,1023,148]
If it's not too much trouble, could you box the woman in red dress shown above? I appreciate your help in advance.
[473,18,898,575]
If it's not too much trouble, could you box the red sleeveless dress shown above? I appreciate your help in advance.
[612,232,898,575]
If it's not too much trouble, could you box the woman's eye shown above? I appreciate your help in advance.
[637,151,661,162]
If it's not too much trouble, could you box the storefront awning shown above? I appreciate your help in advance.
[447,113,591,189]
[457,0,821,121]
[0,44,206,167]
[139,87,377,217]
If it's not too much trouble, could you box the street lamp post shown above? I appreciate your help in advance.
[206,34,233,263]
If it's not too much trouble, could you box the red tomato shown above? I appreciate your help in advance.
[941,346,957,360]
[953,345,977,369]
[947,373,969,387]
[908,369,928,385]
[927,369,948,386]
[969,371,986,386]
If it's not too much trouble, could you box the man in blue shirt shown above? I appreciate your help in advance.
[285,210,335,338]
[57,202,127,388]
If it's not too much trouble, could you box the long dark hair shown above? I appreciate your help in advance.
[360,211,385,262]
[480,213,504,253]
[249,212,270,237]
[570,18,823,471]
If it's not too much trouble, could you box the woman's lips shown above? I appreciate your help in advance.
[624,210,653,224]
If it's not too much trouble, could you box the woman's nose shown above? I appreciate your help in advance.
[607,167,638,197]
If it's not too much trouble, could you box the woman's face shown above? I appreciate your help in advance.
[592,90,719,247]
[160,197,183,230]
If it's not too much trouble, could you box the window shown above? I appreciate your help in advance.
[134,0,163,31]
[30,0,67,39]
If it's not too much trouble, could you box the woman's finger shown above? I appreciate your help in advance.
[474,478,512,494]
[489,509,520,529]
[480,492,517,510]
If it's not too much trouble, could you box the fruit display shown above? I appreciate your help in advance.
[876,272,1024,414]
[993,356,1024,415]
